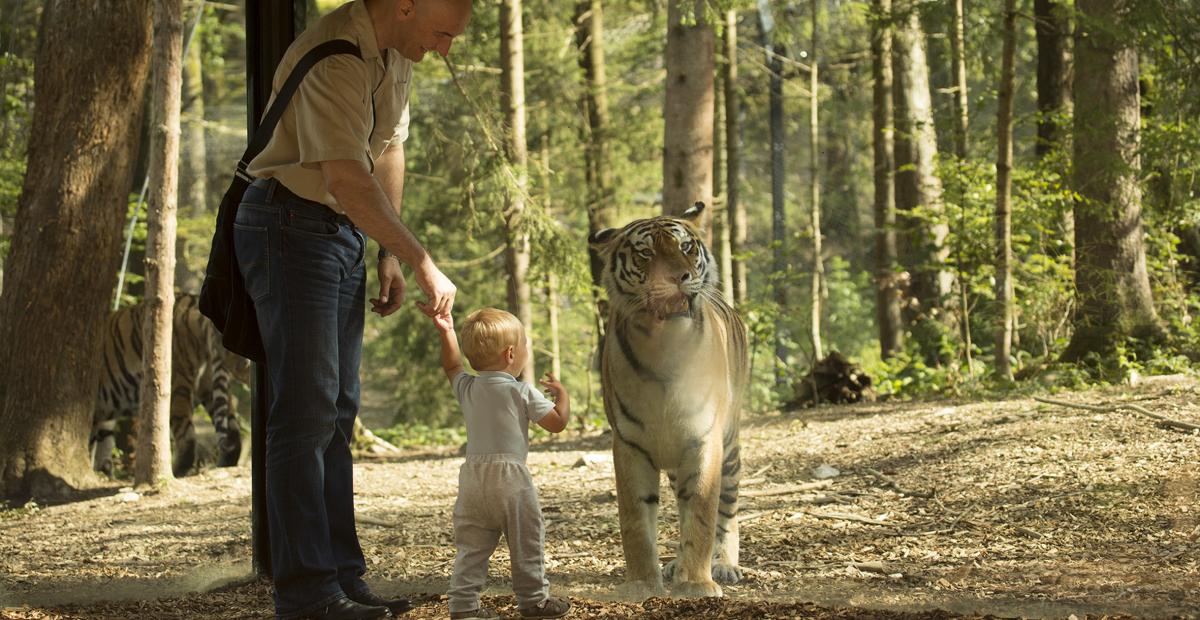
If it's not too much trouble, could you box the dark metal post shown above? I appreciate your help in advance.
[245,0,302,577]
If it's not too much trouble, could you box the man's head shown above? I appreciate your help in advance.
[460,307,528,372]
[375,0,472,62]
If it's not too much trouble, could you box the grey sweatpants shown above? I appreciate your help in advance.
[447,454,549,613]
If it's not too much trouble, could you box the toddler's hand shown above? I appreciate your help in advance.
[538,372,564,399]
[421,304,454,333]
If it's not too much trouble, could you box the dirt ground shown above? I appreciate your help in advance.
[2,376,1198,619]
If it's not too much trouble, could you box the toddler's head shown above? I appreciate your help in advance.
[460,307,527,372]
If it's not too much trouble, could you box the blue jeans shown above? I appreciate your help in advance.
[234,178,370,619]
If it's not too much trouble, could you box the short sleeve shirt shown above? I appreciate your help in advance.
[246,0,412,208]
[452,370,556,460]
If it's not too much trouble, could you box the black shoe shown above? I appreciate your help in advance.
[347,590,413,616]
[298,597,391,620]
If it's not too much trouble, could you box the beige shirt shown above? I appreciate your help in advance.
[247,0,412,208]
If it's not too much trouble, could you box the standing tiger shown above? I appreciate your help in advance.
[90,293,250,477]
[590,202,749,599]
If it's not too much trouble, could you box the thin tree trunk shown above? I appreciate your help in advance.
[1062,0,1161,360]
[712,58,734,302]
[994,0,1016,380]
[759,0,788,378]
[809,0,823,361]
[136,0,184,487]
[724,8,747,308]
[871,0,904,359]
[892,1,952,362]
[177,23,207,294]
[575,0,615,327]
[0,0,153,499]
[950,0,969,160]
[663,0,714,238]
[539,134,561,380]
[949,0,974,374]
[501,0,533,382]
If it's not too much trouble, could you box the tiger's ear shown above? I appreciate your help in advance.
[682,201,706,222]
[589,227,620,251]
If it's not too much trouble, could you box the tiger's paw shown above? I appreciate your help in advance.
[712,562,743,584]
[671,578,723,599]
[616,578,665,601]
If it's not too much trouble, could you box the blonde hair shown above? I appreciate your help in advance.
[460,307,524,369]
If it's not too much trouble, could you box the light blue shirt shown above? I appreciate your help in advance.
[453,370,556,460]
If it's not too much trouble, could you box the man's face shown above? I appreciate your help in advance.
[396,0,471,62]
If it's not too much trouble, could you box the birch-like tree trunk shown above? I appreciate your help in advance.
[0,0,153,498]
[809,0,824,360]
[950,0,969,160]
[501,0,533,382]
[663,0,714,237]
[712,57,734,302]
[724,8,747,307]
[892,0,952,362]
[1062,0,1161,360]
[993,0,1016,380]
[871,0,904,359]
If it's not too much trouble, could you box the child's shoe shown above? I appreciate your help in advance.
[449,608,498,620]
[518,596,570,619]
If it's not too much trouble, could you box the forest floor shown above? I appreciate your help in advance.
[1,376,1198,620]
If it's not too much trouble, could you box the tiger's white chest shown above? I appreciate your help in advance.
[605,313,730,470]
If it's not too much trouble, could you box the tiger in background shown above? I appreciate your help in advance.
[90,293,250,478]
[589,202,749,600]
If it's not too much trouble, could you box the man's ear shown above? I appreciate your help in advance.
[396,0,416,20]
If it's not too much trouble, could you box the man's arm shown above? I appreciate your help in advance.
[321,158,455,316]
[375,142,405,218]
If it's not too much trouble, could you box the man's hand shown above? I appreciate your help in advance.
[371,257,406,317]
[412,260,456,318]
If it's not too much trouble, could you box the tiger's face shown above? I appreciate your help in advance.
[590,202,717,321]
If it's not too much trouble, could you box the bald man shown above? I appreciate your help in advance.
[236,1,472,618]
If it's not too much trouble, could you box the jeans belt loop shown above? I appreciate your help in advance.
[264,177,279,204]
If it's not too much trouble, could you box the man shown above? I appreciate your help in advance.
[235,1,471,618]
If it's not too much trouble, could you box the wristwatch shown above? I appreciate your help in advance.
[378,247,394,262]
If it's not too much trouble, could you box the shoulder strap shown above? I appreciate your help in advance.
[238,39,363,173]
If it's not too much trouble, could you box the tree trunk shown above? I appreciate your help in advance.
[663,0,714,237]
[758,0,788,377]
[712,58,734,302]
[0,0,153,499]
[501,0,533,383]
[994,0,1016,380]
[892,0,952,362]
[1035,0,1072,159]
[1035,0,1074,267]
[809,0,824,361]
[871,0,904,359]
[950,0,969,160]
[177,20,207,295]
[539,134,561,380]
[724,8,747,308]
[136,0,183,487]
[1061,0,1161,360]
[575,0,615,327]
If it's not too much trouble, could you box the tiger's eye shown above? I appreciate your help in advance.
[681,241,694,253]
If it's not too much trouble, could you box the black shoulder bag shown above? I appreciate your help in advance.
[199,40,362,363]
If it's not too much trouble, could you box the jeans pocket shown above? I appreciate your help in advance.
[234,224,270,301]
[282,212,340,238]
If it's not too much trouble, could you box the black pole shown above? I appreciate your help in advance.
[245,0,303,577]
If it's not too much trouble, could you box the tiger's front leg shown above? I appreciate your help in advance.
[613,437,665,600]
[667,434,723,598]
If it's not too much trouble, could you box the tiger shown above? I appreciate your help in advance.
[589,202,749,600]
[90,293,250,478]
